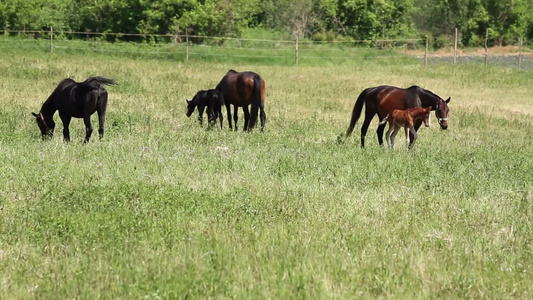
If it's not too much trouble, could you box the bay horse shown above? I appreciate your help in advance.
[186,89,224,129]
[379,107,431,150]
[215,69,266,132]
[345,85,450,148]
[32,76,116,142]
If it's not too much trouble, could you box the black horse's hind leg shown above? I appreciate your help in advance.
[242,105,250,131]
[59,114,72,142]
[377,122,386,146]
[97,111,106,139]
[83,116,94,143]
[233,106,239,131]
[97,91,108,140]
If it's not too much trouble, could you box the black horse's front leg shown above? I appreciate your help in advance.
[59,114,72,142]
[83,115,94,143]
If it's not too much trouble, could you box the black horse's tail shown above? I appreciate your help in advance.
[81,76,117,91]
[345,88,369,137]
[248,74,262,130]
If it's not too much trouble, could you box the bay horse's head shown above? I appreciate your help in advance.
[435,97,450,129]
[185,99,196,117]
[422,107,432,127]
[32,112,54,138]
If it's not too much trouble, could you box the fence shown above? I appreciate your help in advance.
[1,28,531,69]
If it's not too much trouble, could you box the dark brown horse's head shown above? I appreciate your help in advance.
[435,97,450,129]
[32,112,54,138]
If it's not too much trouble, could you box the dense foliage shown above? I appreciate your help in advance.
[1,0,533,46]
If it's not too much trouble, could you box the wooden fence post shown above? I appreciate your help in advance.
[185,28,189,63]
[453,28,457,65]
[424,35,428,66]
[295,36,299,66]
[50,27,53,53]
[518,37,523,69]
[484,28,488,66]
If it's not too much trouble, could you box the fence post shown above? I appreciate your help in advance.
[424,35,428,66]
[295,36,299,66]
[50,27,53,53]
[518,37,523,69]
[453,28,457,65]
[185,28,189,63]
[484,28,488,66]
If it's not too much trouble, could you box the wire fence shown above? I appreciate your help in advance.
[1,28,531,69]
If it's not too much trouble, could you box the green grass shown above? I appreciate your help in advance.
[0,47,532,299]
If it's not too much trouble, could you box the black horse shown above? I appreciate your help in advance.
[345,85,450,148]
[32,76,116,142]
[186,89,225,129]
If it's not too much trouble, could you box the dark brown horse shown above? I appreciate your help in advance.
[215,70,266,132]
[32,76,116,142]
[345,85,450,148]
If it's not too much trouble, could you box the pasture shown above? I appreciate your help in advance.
[0,49,532,298]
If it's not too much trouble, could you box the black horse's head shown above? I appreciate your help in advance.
[186,99,196,117]
[32,112,54,138]
[435,97,450,130]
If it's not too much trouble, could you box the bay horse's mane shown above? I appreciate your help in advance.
[410,85,443,108]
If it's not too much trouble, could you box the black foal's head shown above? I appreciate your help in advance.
[186,99,196,117]
[32,112,54,138]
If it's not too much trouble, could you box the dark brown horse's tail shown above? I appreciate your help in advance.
[379,114,390,125]
[345,88,368,137]
[248,74,262,130]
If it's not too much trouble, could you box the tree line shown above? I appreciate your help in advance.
[1,0,532,48]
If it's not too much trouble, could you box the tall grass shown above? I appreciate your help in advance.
[0,48,532,298]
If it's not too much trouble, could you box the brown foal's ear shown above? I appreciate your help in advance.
[446,97,451,103]
[32,112,39,117]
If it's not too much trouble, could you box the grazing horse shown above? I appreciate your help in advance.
[32,76,116,142]
[345,85,450,148]
[186,89,225,129]
[379,107,431,150]
[215,69,266,132]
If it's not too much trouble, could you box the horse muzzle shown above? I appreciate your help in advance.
[439,118,448,130]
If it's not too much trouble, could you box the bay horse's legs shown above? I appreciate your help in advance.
[233,106,239,131]
[225,102,233,130]
[360,111,374,148]
[259,104,266,132]
[404,127,411,150]
[242,105,250,131]
[409,119,423,148]
[59,113,72,142]
[83,115,94,143]
[377,122,386,146]
[390,125,400,148]
[384,125,393,148]
[408,126,418,150]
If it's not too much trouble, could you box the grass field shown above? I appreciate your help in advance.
[0,47,532,299]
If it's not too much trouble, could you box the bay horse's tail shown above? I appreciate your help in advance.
[248,74,262,130]
[345,88,369,137]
